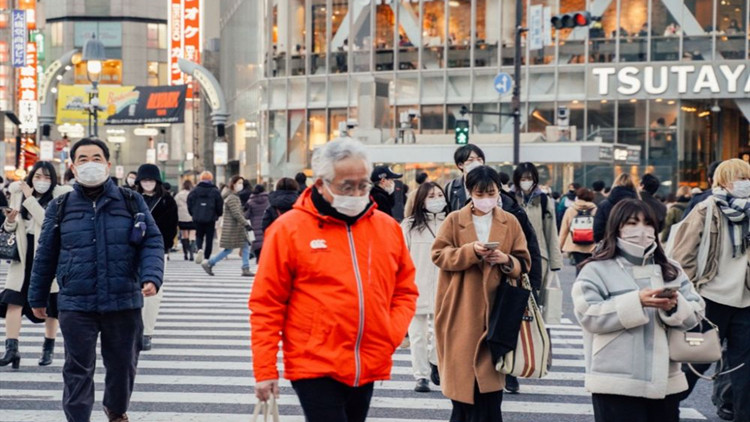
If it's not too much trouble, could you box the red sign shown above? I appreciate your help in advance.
[17,42,37,133]
[168,0,201,98]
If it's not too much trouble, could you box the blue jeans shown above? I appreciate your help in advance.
[208,243,250,269]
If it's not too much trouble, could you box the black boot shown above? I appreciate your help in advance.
[182,239,190,260]
[38,337,54,366]
[0,339,20,369]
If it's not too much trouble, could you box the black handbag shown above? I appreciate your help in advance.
[0,228,20,261]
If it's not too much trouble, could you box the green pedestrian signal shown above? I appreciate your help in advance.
[455,119,470,145]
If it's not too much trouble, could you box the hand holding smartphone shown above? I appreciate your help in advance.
[483,242,500,250]
[655,287,676,298]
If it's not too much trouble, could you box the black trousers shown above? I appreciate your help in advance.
[291,378,374,422]
[678,298,750,421]
[195,222,216,259]
[592,393,681,422]
[58,309,142,422]
[570,252,591,275]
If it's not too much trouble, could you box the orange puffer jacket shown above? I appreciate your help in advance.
[249,188,418,387]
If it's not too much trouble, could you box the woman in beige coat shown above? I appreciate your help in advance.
[0,162,71,369]
[559,187,598,273]
[432,166,531,421]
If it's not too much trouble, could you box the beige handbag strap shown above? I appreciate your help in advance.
[252,396,280,422]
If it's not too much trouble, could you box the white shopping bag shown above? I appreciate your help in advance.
[542,271,563,325]
[251,395,280,422]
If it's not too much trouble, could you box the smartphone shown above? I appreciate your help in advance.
[483,242,500,250]
[655,287,676,298]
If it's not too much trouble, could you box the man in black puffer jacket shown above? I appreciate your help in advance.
[187,171,224,263]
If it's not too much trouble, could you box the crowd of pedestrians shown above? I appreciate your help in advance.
[1,136,749,422]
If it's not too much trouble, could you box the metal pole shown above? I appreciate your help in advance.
[512,0,523,165]
[88,91,93,138]
[92,81,99,138]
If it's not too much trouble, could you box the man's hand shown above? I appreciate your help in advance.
[32,307,47,320]
[20,183,33,199]
[255,379,280,401]
[142,282,157,297]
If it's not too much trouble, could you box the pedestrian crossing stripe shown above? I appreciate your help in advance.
[0,261,708,421]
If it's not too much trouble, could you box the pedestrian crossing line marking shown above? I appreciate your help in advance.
[0,390,706,419]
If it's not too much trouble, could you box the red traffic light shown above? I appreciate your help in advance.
[551,11,592,29]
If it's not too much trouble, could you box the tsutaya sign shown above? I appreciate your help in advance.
[590,64,750,99]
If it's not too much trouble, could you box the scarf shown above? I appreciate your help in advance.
[712,187,750,257]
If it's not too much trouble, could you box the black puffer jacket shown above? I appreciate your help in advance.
[593,186,638,242]
[262,190,300,233]
[187,181,224,223]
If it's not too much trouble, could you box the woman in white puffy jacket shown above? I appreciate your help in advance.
[0,162,72,369]
[400,181,446,393]
[572,199,705,422]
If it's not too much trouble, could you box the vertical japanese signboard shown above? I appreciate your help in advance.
[11,10,26,68]
[18,42,37,133]
[168,0,201,98]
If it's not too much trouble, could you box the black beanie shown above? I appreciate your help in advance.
[136,164,162,184]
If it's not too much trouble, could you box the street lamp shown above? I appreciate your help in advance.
[82,34,105,138]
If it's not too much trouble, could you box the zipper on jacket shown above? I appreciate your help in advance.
[346,225,365,387]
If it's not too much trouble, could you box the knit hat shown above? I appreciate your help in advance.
[136,164,162,184]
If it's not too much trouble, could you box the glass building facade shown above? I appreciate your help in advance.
[220,0,750,192]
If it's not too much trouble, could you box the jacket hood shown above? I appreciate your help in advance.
[293,187,376,226]
[269,190,299,209]
[573,199,596,211]
[196,181,215,188]
[608,186,638,204]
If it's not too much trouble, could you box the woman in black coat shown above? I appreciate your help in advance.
[261,178,300,234]
[135,164,178,351]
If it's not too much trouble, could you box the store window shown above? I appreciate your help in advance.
[331,0,349,74]
[147,24,159,49]
[618,100,647,153]
[447,0,471,68]
[587,100,616,142]
[329,108,348,138]
[289,0,305,76]
[309,109,327,150]
[682,0,714,62]
[375,3,395,71]
[421,105,444,134]
[288,110,306,165]
[352,2,372,72]
[526,102,555,134]
[271,5,286,77]
[269,111,288,174]
[648,99,678,182]
[474,0,495,67]
[311,0,327,75]
[397,0,419,70]
[50,22,63,47]
[717,0,747,59]
[472,103,499,134]
[650,2,679,61]
[619,0,648,62]
[423,0,445,68]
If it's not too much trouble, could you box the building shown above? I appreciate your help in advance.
[220,0,750,192]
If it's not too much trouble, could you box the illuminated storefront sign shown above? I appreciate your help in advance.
[168,0,201,97]
[18,42,37,133]
[11,10,26,68]
[591,64,750,98]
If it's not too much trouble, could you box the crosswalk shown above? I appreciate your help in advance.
[0,259,708,421]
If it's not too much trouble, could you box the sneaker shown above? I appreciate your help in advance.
[716,406,734,421]
[195,250,204,264]
[504,375,520,394]
[104,407,130,422]
[242,267,255,277]
[201,261,214,276]
[142,336,152,351]
[414,378,430,393]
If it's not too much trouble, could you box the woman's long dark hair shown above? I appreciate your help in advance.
[22,161,58,220]
[409,182,446,233]
[580,199,680,281]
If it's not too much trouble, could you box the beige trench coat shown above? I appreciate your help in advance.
[431,205,531,404]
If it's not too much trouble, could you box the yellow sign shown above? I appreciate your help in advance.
[56,84,135,125]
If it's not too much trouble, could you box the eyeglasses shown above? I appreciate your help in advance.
[325,180,373,195]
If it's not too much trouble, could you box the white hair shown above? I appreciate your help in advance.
[311,137,372,181]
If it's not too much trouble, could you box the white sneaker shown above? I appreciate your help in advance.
[195,250,204,264]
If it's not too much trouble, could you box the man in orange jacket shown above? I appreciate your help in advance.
[249,137,418,422]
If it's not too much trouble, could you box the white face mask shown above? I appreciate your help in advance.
[33,180,51,194]
[325,183,370,217]
[520,180,534,192]
[234,183,244,193]
[126,177,136,187]
[141,181,157,193]
[75,162,109,187]
[463,160,482,174]
[730,180,750,198]
[619,224,656,248]
[425,197,446,214]
[472,196,498,214]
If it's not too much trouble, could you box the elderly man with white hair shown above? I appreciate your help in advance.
[249,137,418,422]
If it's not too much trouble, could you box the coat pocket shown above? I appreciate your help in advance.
[591,330,634,375]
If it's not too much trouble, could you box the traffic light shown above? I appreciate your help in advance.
[551,11,592,29]
[455,120,470,145]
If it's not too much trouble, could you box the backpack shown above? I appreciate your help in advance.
[570,208,594,245]
[191,186,218,224]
